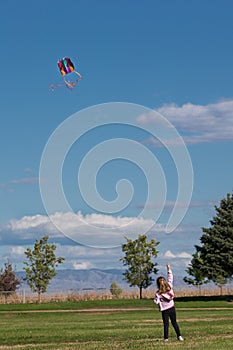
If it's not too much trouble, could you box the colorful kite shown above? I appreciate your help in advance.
[50,57,82,91]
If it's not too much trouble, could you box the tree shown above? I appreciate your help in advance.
[120,234,159,299]
[110,281,122,299]
[187,193,233,293]
[23,235,64,303]
[183,252,208,294]
[0,261,21,303]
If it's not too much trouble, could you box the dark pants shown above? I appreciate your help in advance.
[161,306,181,339]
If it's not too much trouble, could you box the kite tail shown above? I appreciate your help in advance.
[62,77,75,90]
[74,70,82,82]
[49,83,64,91]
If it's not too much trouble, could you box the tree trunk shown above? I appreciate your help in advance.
[139,286,143,299]
[38,292,42,304]
[4,292,8,304]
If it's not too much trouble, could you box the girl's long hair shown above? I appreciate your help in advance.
[156,276,171,293]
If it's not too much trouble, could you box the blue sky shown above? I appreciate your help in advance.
[1,0,233,281]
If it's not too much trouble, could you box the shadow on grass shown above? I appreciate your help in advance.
[175,295,233,302]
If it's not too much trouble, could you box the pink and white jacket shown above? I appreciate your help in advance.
[154,269,175,311]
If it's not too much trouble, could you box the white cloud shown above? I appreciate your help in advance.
[0,177,40,189]
[177,252,192,259]
[138,99,233,144]
[54,243,121,264]
[164,250,192,259]
[3,211,157,248]
[0,213,198,273]
[73,261,94,270]
[8,214,52,231]
[164,250,176,258]
[0,242,122,272]
[10,178,40,184]
[11,246,25,256]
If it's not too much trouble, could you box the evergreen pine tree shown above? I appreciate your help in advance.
[184,252,206,285]
[195,193,233,286]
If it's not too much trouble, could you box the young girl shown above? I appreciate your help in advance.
[154,264,184,342]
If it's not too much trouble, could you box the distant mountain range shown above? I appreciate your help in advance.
[48,268,128,292]
[17,268,187,294]
[17,268,128,293]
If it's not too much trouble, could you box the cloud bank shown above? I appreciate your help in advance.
[0,211,198,274]
[5,211,157,248]
[139,99,233,144]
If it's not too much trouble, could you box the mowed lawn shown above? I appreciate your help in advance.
[0,299,232,349]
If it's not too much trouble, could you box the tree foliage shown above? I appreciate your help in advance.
[183,252,208,291]
[120,234,159,299]
[184,192,233,291]
[23,235,64,302]
[0,261,21,303]
[110,281,122,298]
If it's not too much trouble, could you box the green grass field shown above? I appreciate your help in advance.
[0,298,232,349]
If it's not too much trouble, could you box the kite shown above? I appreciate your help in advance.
[50,57,82,91]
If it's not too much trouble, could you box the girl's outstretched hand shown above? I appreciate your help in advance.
[166,263,171,270]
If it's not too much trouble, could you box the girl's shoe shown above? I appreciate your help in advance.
[178,336,184,341]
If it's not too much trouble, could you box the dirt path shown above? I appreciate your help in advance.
[0,307,232,313]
